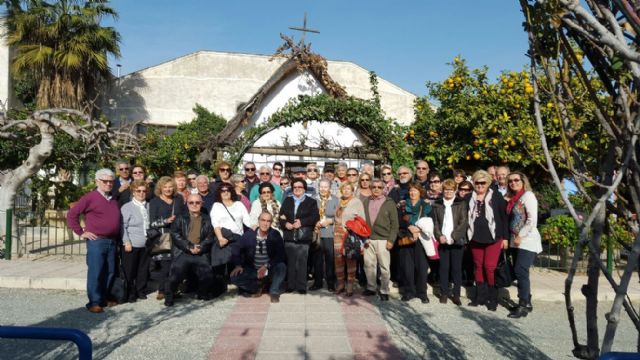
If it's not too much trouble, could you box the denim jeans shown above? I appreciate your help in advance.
[511,248,537,300]
[86,238,117,307]
[231,262,286,295]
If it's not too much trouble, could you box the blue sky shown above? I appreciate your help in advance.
[106,1,529,96]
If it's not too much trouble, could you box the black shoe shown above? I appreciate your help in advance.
[309,284,323,291]
[420,296,430,304]
[439,295,447,304]
[469,283,488,307]
[451,296,462,306]
[486,286,498,311]
[379,294,389,301]
[137,293,147,300]
[328,284,336,292]
[401,295,414,302]
[298,290,307,295]
[362,289,377,296]
[270,294,280,303]
[285,288,295,293]
[508,305,529,318]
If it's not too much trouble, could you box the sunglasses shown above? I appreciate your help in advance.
[360,178,371,182]
[508,178,522,184]
[220,189,232,193]
[273,168,282,171]
[134,189,147,193]
[188,177,197,180]
[399,172,409,175]
[132,171,144,175]
[98,179,114,184]
[281,183,290,186]
[474,181,487,185]
[430,180,441,183]
[260,172,271,175]
[219,168,230,173]
[187,201,202,205]
[382,172,392,176]
[245,167,256,171]
[347,173,358,177]
[416,167,428,170]
[371,185,384,189]
[119,167,129,171]
[307,169,318,172]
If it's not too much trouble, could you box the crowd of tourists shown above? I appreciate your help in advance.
[66,160,541,320]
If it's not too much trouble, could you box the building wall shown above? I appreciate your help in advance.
[0,22,12,109]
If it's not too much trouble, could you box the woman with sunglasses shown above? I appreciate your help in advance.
[120,179,152,302]
[149,176,187,301]
[230,174,251,211]
[467,170,508,311]
[505,171,542,318]
[249,182,281,233]
[210,184,252,263]
[380,165,396,196]
[355,173,373,202]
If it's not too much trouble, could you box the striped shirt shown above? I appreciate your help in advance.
[254,233,269,269]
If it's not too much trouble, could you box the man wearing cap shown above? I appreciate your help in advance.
[285,166,315,197]
[249,165,284,203]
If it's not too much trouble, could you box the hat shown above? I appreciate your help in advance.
[323,165,335,173]
[291,166,306,174]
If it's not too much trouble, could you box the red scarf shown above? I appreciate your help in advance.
[507,189,525,215]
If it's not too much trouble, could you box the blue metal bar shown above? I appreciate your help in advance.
[0,326,92,360]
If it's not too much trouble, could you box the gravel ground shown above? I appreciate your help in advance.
[0,288,638,359]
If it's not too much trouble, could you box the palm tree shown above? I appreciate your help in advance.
[2,0,121,112]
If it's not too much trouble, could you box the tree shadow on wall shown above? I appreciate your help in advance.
[102,73,149,128]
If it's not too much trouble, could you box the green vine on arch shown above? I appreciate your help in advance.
[224,93,412,166]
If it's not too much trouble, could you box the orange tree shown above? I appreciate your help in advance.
[409,57,601,179]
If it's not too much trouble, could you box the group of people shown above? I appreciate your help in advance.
[67,159,541,320]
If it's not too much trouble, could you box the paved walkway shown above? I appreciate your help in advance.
[209,293,402,360]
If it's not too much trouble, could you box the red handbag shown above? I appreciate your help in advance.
[345,215,372,238]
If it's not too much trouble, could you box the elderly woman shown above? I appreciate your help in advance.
[311,179,339,291]
[467,170,508,311]
[505,171,542,318]
[332,181,365,296]
[149,176,187,300]
[120,179,152,302]
[426,171,443,202]
[249,182,281,233]
[279,179,320,294]
[380,165,396,196]
[431,179,468,306]
[398,181,432,303]
[118,165,154,207]
[355,173,373,202]
[211,183,252,262]
[230,174,251,211]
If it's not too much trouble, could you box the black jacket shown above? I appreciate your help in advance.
[170,212,215,258]
[279,195,320,244]
[231,228,286,270]
[431,197,468,246]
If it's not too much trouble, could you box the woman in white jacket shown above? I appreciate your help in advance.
[505,171,542,318]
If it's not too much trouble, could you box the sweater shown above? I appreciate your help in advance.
[508,191,542,254]
[120,201,149,248]
[67,190,120,238]
[363,197,399,244]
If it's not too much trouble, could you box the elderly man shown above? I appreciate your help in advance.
[187,171,199,194]
[113,160,131,201]
[243,161,260,195]
[249,165,284,202]
[336,162,348,184]
[163,193,215,306]
[322,164,340,196]
[230,211,287,303]
[67,168,121,313]
[196,175,216,213]
[305,163,320,196]
[362,179,399,301]
[360,162,374,177]
[389,166,413,204]
[496,165,510,196]
[415,160,430,191]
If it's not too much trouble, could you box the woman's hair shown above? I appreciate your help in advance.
[428,171,442,181]
[214,182,238,202]
[339,181,355,193]
[471,170,493,186]
[155,176,176,197]
[407,181,426,198]
[442,179,456,191]
[131,179,147,191]
[230,174,244,185]
[506,171,532,197]
[173,170,185,179]
[358,173,371,187]
[453,168,466,178]
[258,182,275,195]
[291,178,307,191]
[132,164,146,174]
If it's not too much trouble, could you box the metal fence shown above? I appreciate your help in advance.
[14,195,85,257]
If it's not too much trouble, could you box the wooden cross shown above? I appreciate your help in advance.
[288,12,320,44]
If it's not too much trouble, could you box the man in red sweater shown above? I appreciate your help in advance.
[67,168,121,313]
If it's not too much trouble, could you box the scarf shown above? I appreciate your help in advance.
[507,189,525,215]
[132,198,149,236]
[405,200,429,225]
[261,198,280,229]
[441,198,455,244]
[293,194,305,215]
[319,195,329,220]
[383,179,396,196]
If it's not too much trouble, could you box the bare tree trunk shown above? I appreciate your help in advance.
[584,205,605,359]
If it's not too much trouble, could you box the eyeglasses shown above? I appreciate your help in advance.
[347,173,358,177]
[360,178,370,182]
[474,181,487,185]
[371,185,384,189]
[259,172,271,175]
[245,167,256,171]
[430,179,441,184]
[382,172,392,176]
[119,167,129,171]
[98,179,114,184]
[399,172,409,175]
[307,169,318,172]
[508,178,522,184]
[416,167,428,170]
[261,191,272,195]
[134,189,147,193]
[219,168,230,173]
[187,201,202,205]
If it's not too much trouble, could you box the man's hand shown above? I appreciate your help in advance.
[81,231,98,240]
[124,243,133,253]
[230,266,243,277]
[385,241,394,251]
[257,265,268,279]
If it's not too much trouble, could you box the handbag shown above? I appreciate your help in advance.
[397,229,417,246]
[109,260,128,304]
[495,250,514,288]
[211,228,241,266]
[149,201,174,254]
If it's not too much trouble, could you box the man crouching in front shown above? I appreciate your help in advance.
[230,211,287,303]
[165,194,215,306]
